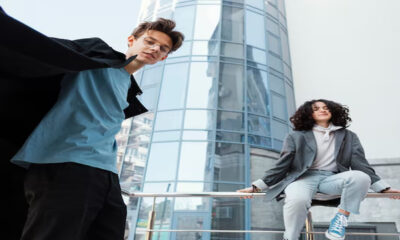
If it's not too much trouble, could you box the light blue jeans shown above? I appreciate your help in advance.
[283,169,371,240]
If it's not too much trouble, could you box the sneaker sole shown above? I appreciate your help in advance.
[325,230,345,240]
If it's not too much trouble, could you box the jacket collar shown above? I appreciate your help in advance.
[304,130,317,153]
[333,128,346,159]
[302,128,346,158]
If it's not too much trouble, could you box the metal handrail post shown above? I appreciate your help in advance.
[145,197,157,240]
[305,211,314,240]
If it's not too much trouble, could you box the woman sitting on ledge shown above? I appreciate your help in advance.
[238,99,400,240]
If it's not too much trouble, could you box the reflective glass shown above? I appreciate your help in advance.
[217,111,244,131]
[169,41,191,57]
[214,143,245,181]
[273,138,284,150]
[221,42,243,58]
[135,182,174,239]
[192,41,218,55]
[211,183,245,239]
[138,86,158,111]
[271,93,286,120]
[266,17,279,35]
[246,46,267,64]
[154,110,183,131]
[158,63,189,110]
[248,114,271,136]
[248,135,272,147]
[266,2,278,18]
[120,143,149,190]
[178,142,213,181]
[184,110,216,130]
[268,33,281,55]
[246,0,264,9]
[141,65,163,86]
[278,0,285,15]
[285,82,296,117]
[175,183,211,210]
[145,142,179,181]
[280,29,290,63]
[173,215,209,240]
[218,63,244,111]
[268,53,283,72]
[186,62,218,109]
[269,72,285,94]
[152,131,181,142]
[182,130,215,141]
[173,6,196,40]
[194,5,221,40]
[283,62,292,79]
[247,67,269,115]
[245,10,266,49]
[157,8,173,19]
[216,131,245,143]
[221,6,244,42]
[271,119,288,140]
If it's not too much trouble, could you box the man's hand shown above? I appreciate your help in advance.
[237,186,257,199]
[382,188,400,199]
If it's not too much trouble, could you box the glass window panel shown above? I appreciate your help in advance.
[216,131,245,143]
[271,94,286,120]
[268,53,283,72]
[266,17,279,35]
[175,183,211,210]
[266,2,278,18]
[248,114,271,136]
[280,29,290,62]
[158,63,189,110]
[145,142,179,181]
[169,41,191,57]
[136,182,174,238]
[245,10,266,49]
[192,40,218,55]
[266,0,277,5]
[120,143,149,190]
[221,6,244,42]
[268,33,281,55]
[186,62,218,109]
[283,63,292,79]
[182,130,215,141]
[214,143,245,182]
[173,6,196,40]
[138,86,158,111]
[248,135,272,147]
[217,111,244,131]
[178,142,213,181]
[246,46,267,64]
[271,120,288,140]
[285,82,296,117]
[247,0,264,9]
[154,110,183,130]
[269,73,285,94]
[141,66,163,86]
[158,9,173,19]
[247,67,269,115]
[218,63,244,111]
[278,0,285,15]
[221,42,243,58]
[152,131,181,142]
[211,184,245,239]
[194,5,221,40]
[273,138,284,150]
[184,110,216,129]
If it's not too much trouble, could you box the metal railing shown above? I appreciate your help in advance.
[121,190,400,240]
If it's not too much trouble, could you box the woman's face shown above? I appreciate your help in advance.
[311,101,332,123]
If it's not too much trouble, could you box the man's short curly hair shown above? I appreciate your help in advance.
[131,18,184,53]
[289,99,352,131]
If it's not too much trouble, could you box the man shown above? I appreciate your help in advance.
[1,7,184,240]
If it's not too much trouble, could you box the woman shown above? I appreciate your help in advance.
[238,99,400,240]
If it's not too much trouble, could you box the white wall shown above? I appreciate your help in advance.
[285,0,400,159]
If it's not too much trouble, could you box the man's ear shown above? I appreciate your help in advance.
[127,35,136,47]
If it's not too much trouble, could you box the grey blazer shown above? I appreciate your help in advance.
[254,129,389,201]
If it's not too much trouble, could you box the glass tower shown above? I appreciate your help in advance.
[116,0,295,239]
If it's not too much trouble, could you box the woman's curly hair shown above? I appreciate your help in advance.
[289,99,352,131]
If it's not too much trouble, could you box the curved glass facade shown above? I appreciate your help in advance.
[117,0,295,239]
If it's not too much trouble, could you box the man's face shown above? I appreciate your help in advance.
[127,30,173,65]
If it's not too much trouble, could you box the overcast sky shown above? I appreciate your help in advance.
[2,0,399,159]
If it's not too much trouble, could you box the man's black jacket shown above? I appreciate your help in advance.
[0,7,147,156]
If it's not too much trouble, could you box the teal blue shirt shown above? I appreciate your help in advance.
[11,67,131,174]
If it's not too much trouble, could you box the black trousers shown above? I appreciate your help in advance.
[21,162,127,240]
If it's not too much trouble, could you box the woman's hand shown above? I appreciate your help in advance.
[381,188,400,199]
[237,187,256,199]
